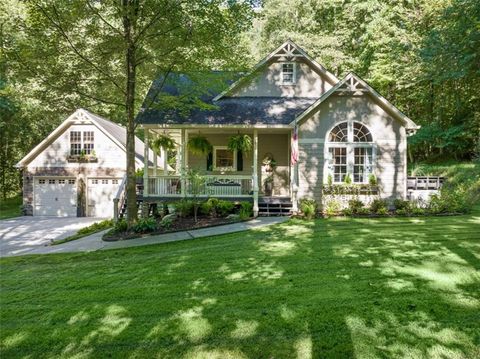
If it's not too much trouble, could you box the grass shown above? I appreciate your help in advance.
[1,208,479,358]
[409,160,480,187]
[0,195,22,220]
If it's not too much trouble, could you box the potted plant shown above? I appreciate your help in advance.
[227,134,252,155]
[264,175,274,196]
[262,154,277,172]
[152,135,176,152]
[188,136,212,156]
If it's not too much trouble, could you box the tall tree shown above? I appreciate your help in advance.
[7,0,254,222]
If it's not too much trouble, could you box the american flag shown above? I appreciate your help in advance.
[291,125,299,165]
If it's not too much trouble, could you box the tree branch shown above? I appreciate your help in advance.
[34,3,126,95]
[84,0,123,36]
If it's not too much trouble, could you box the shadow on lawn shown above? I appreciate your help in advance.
[1,214,479,358]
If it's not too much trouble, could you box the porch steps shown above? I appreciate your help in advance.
[258,197,292,217]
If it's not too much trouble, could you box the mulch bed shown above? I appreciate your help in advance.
[103,215,247,242]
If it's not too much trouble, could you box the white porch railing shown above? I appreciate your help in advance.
[147,175,253,197]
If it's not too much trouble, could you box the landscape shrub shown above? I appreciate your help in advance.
[132,217,157,233]
[376,207,389,216]
[396,208,408,216]
[113,219,128,233]
[342,208,353,216]
[216,200,235,217]
[324,200,341,217]
[348,199,364,214]
[175,199,194,218]
[77,219,113,235]
[238,201,253,220]
[357,207,371,215]
[159,217,173,229]
[411,207,426,216]
[300,198,317,219]
[370,199,388,214]
[393,199,411,211]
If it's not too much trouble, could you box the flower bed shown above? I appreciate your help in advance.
[103,198,253,241]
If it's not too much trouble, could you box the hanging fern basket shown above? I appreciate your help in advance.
[188,136,213,156]
[227,134,252,155]
[152,135,176,153]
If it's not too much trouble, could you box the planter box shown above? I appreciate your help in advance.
[67,155,98,163]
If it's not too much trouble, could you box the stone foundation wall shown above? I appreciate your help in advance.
[22,166,125,216]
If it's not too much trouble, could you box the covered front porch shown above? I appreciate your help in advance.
[140,126,295,216]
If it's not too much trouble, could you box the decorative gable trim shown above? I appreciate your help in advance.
[15,109,145,168]
[212,39,339,101]
[292,72,420,131]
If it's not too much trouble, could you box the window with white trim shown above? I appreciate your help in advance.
[70,130,95,155]
[213,146,236,171]
[326,121,375,184]
[83,131,95,154]
[281,63,296,84]
[70,131,82,155]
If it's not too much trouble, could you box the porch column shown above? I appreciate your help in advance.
[153,133,158,177]
[143,128,149,197]
[291,128,299,213]
[180,128,186,197]
[161,147,168,175]
[253,129,259,217]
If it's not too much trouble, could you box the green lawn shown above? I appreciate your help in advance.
[1,212,480,358]
[0,196,22,220]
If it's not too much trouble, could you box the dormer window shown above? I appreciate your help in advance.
[282,63,296,85]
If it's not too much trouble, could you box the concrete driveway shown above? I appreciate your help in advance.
[0,216,103,257]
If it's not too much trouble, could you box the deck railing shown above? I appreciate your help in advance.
[147,175,253,197]
[407,176,445,191]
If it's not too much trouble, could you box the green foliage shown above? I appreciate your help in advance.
[343,173,352,185]
[227,134,252,154]
[201,198,235,217]
[376,207,389,216]
[327,174,333,186]
[238,201,253,220]
[188,136,212,156]
[216,200,235,217]
[0,195,22,219]
[152,135,176,152]
[78,220,113,235]
[300,198,317,219]
[393,199,411,211]
[370,199,388,214]
[113,219,128,233]
[159,217,173,230]
[348,199,364,214]
[324,200,341,217]
[132,217,157,234]
[368,174,377,186]
[175,199,194,218]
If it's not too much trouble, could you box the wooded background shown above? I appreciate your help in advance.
[1,0,479,199]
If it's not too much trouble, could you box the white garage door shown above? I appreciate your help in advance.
[34,178,77,216]
[87,178,121,218]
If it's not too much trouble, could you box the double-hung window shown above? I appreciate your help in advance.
[326,121,375,184]
[70,131,82,155]
[213,146,236,171]
[70,130,95,155]
[282,63,296,84]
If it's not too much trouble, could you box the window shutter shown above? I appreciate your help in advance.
[207,151,213,171]
[237,151,243,171]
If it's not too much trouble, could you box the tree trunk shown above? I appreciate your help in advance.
[123,0,138,226]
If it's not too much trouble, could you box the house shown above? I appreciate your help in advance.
[16,109,162,218]
[136,40,420,216]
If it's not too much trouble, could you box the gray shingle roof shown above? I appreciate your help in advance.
[135,72,318,126]
[137,97,317,125]
[83,109,158,166]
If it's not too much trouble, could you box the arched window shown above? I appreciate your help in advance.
[326,121,375,184]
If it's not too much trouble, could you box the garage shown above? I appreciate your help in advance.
[87,178,121,218]
[34,177,77,216]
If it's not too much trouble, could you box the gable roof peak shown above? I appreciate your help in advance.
[213,40,339,101]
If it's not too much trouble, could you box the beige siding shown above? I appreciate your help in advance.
[298,94,407,201]
[232,60,333,98]
[186,133,290,196]
[28,124,127,169]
